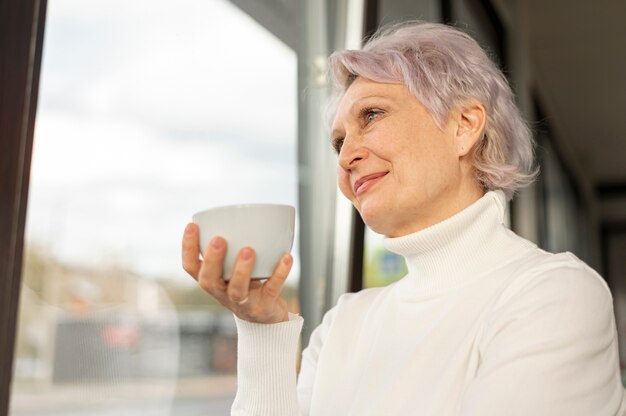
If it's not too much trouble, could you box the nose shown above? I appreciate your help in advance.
[337,134,368,172]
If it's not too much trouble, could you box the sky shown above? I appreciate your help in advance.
[26,0,300,283]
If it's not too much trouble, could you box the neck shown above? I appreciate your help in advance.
[383,191,531,298]
[388,182,485,238]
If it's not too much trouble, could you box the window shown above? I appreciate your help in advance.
[10,0,298,413]
[363,229,407,289]
[535,121,590,261]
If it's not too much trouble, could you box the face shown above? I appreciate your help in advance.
[331,77,477,237]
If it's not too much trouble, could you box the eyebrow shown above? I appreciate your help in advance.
[351,94,393,107]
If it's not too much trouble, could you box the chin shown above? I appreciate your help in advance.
[358,203,393,236]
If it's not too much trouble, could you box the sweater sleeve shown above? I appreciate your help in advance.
[297,300,342,415]
[231,312,304,416]
[461,255,626,416]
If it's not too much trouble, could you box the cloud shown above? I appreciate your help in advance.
[39,0,297,145]
[27,0,301,281]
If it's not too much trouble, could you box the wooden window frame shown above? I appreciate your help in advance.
[0,0,47,414]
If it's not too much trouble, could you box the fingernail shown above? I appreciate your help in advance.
[283,254,292,266]
[210,237,224,250]
[185,223,195,235]
[240,248,253,261]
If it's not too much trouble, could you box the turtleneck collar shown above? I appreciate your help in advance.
[383,190,532,298]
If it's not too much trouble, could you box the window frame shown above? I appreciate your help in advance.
[0,0,47,413]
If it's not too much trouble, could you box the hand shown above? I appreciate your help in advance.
[181,223,292,324]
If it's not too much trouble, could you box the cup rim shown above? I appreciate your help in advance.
[192,203,295,219]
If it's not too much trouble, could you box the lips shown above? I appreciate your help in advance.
[354,172,388,196]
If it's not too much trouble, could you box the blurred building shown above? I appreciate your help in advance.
[15,254,238,384]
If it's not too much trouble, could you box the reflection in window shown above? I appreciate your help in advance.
[11,0,298,414]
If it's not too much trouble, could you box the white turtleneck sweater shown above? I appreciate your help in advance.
[231,191,626,416]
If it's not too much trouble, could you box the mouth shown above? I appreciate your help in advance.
[354,171,388,196]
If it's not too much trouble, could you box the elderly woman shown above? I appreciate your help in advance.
[182,22,626,415]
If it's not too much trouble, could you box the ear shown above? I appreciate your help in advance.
[454,102,486,157]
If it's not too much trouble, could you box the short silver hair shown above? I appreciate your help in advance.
[327,21,537,200]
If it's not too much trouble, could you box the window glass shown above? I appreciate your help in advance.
[452,0,503,67]
[363,228,407,289]
[537,134,589,260]
[10,0,298,414]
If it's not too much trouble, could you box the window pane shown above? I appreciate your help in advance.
[363,228,407,289]
[11,0,298,414]
[536,131,589,261]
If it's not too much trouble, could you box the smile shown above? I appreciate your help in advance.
[354,172,388,196]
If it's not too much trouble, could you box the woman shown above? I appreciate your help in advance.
[182,22,626,415]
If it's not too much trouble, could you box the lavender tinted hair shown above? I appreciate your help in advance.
[327,21,537,200]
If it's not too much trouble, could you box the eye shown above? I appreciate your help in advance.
[332,137,344,154]
[361,107,383,124]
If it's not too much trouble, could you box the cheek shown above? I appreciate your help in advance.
[337,167,353,198]
[403,149,459,199]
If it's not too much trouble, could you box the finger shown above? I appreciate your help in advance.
[182,223,202,279]
[262,253,292,300]
[227,247,255,303]
[197,236,228,296]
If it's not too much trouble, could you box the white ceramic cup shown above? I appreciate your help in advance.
[192,204,295,280]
